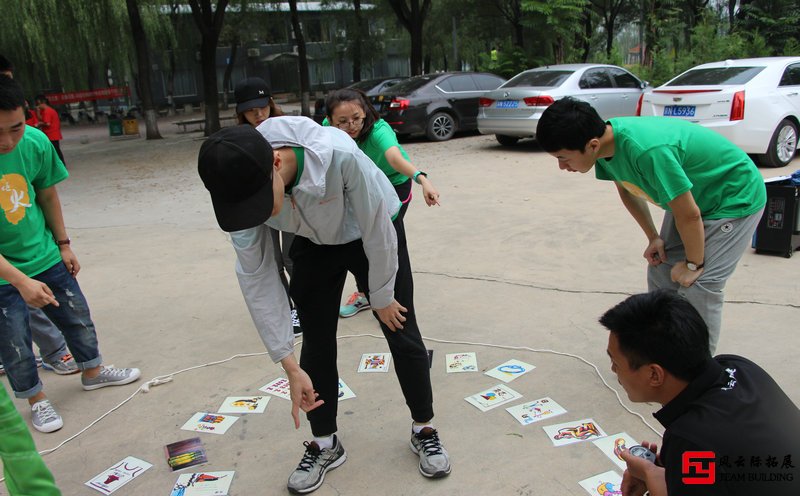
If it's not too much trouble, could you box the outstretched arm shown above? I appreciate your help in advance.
[384,146,439,206]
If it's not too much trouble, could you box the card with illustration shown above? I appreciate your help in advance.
[338,379,356,401]
[484,359,535,383]
[85,456,152,494]
[578,470,622,496]
[259,377,291,400]
[217,396,269,414]
[464,384,523,412]
[357,353,391,372]
[593,432,639,470]
[542,418,607,446]
[165,437,208,472]
[169,471,235,496]
[445,352,478,373]
[180,412,239,435]
[505,396,567,425]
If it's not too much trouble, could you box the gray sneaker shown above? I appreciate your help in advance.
[287,436,347,494]
[31,399,63,433]
[82,366,141,391]
[42,353,80,375]
[410,427,451,478]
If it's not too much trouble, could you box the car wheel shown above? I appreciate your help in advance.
[426,112,456,141]
[495,134,519,146]
[759,119,798,168]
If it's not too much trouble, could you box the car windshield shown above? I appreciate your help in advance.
[667,66,765,86]
[503,70,573,88]
[385,76,434,93]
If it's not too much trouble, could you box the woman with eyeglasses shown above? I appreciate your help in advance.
[324,88,439,319]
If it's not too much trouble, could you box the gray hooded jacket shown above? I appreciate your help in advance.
[230,117,400,363]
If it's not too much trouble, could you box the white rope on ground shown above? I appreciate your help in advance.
[31,333,662,461]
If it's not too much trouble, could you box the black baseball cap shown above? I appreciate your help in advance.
[234,77,271,114]
[197,125,274,232]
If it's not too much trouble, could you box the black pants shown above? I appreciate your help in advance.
[290,198,432,436]
[51,140,65,166]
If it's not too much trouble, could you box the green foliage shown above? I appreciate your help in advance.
[477,46,535,78]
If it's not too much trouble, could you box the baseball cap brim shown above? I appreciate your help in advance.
[236,97,270,114]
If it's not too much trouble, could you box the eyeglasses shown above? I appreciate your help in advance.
[335,116,365,129]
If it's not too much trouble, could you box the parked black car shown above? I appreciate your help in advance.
[370,72,506,141]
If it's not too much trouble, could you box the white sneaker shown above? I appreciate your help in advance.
[31,400,63,433]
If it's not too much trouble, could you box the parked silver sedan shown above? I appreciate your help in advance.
[478,63,648,146]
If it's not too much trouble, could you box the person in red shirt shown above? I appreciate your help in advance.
[34,95,64,164]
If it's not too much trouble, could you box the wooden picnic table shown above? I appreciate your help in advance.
[173,115,237,133]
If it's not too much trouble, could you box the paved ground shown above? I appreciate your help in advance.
[2,111,799,495]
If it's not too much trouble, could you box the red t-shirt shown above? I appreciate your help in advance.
[37,105,62,141]
[25,110,38,127]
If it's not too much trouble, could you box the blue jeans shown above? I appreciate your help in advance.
[0,263,102,399]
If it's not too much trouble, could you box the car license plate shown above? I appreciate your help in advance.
[496,100,519,109]
[663,105,696,117]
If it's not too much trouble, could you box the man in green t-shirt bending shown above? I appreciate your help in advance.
[536,97,766,353]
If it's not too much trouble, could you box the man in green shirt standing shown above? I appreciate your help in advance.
[536,97,766,353]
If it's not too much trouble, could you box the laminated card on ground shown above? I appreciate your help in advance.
[259,377,291,400]
[464,384,522,412]
[357,353,391,372]
[542,418,607,446]
[217,396,269,414]
[578,470,622,496]
[505,396,567,425]
[445,352,477,373]
[169,471,235,496]
[85,456,152,495]
[484,359,535,383]
[181,412,239,435]
[592,432,639,470]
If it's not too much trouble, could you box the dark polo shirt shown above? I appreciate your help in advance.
[654,355,799,495]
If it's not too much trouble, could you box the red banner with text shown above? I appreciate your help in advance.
[45,86,130,105]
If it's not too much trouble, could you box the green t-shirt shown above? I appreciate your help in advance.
[322,118,410,186]
[0,126,69,284]
[596,117,766,219]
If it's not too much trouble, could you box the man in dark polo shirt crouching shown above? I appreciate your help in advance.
[599,289,799,496]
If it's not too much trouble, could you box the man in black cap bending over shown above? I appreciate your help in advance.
[197,117,450,495]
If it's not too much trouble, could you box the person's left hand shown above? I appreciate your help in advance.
[59,246,81,276]
[374,299,407,331]
[421,182,440,206]
[671,261,703,288]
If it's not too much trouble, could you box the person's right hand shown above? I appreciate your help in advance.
[620,441,665,496]
[16,277,59,308]
[286,367,324,429]
[643,237,666,266]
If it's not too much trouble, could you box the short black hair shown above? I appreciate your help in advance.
[324,88,379,143]
[599,289,710,382]
[34,94,48,105]
[536,97,607,152]
[0,74,25,111]
[0,55,13,74]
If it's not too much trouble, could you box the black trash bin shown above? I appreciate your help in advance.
[754,179,800,258]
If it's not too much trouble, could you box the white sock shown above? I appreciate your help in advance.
[412,422,433,434]
[313,434,334,450]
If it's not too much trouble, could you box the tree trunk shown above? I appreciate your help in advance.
[125,0,162,139]
[187,0,229,136]
[289,0,310,116]
[581,8,592,63]
[387,0,431,76]
[200,36,221,134]
[352,0,363,82]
